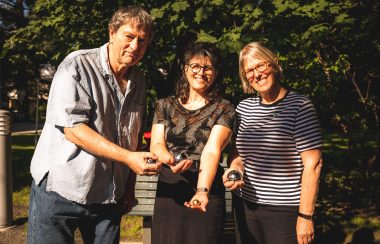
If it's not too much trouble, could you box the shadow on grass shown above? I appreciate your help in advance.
[351,227,376,244]
[12,135,35,191]
[13,217,28,226]
[315,223,346,244]
[314,133,380,243]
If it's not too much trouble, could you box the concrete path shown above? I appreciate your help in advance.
[11,122,43,135]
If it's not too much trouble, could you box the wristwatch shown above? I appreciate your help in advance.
[298,212,313,220]
[196,187,209,193]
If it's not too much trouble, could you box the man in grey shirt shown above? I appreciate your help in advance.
[27,6,161,244]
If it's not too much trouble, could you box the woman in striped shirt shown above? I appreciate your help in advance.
[223,42,323,244]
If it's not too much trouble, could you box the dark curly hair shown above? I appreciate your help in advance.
[175,42,222,104]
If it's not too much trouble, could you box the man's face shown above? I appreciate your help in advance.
[109,23,149,68]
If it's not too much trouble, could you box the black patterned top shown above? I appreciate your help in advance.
[152,96,235,197]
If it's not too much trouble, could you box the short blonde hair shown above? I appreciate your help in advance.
[238,42,283,94]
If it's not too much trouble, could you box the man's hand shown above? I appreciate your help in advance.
[63,124,161,175]
[125,151,161,175]
[296,217,314,244]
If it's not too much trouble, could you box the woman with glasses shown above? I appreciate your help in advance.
[223,42,323,244]
[150,42,235,244]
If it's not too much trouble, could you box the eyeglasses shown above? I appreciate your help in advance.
[242,61,270,77]
[187,63,215,75]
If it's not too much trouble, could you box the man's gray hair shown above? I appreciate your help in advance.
[109,6,154,43]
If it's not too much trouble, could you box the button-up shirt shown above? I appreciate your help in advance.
[30,43,146,204]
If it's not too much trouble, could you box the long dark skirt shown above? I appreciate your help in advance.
[152,195,224,244]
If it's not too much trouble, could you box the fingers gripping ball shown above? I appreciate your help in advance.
[147,158,157,164]
[227,170,242,181]
[192,199,201,206]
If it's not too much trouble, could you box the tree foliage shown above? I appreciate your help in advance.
[1,0,36,118]
[1,0,380,173]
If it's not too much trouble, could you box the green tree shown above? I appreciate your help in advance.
[1,0,35,117]
[2,0,380,237]
[2,0,380,176]
[1,0,119,119]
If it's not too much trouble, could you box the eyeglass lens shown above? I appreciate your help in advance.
[244,62,268,77]
[189,63,214,74]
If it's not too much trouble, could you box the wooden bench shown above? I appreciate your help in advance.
[128,164,234,244]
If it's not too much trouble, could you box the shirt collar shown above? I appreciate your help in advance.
[100,43,112,77]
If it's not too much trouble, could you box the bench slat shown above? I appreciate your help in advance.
[136,175,160,182]
[133,197,232,206]
[134,191,233,200]
[130,162,234,217]
[131,204,233,216]
[135,191,156,198]
[128,205,155,216]
[135,182,157,190]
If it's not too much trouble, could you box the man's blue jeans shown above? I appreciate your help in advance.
[27,176,124,244]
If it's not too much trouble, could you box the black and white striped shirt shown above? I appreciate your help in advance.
[235,90,322,206]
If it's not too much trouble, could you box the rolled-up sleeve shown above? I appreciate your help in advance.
[46,59,92,128]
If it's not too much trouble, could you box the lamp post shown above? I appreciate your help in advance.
[0,58,3,108]
[35,64,55,145]
[0,110,12,228]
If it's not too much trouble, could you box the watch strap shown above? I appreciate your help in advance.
[298,212,313,220]
[196,187,209,193]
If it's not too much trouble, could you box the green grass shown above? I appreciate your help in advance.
[120,216,143,241]
[12,135,35,192]
[316,132,380,242]
[11,135,34,227]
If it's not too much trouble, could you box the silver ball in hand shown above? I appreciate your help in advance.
[227,170,242,181]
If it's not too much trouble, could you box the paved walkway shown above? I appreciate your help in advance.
[11,122,43,135]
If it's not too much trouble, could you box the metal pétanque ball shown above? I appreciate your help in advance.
[174,152,188,164]
[192,199,200,206]
[147,158,157,164]
[227,170,242,181]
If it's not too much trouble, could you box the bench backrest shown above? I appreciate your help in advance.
[129,162,233,217]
